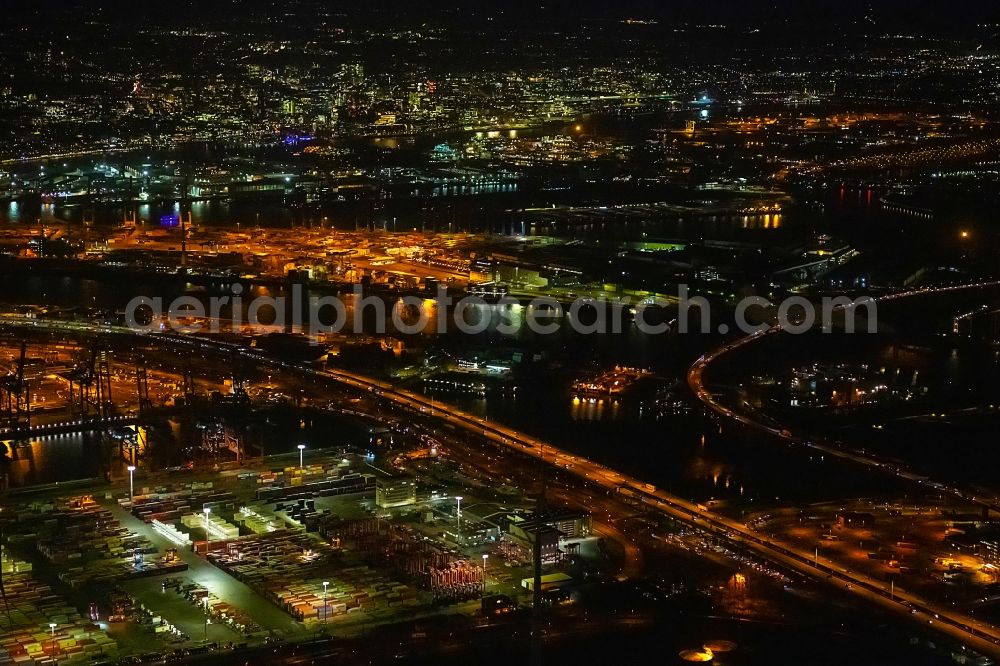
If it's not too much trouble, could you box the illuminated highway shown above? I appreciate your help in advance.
[688,281,1000,515]
[5,314,1000,659]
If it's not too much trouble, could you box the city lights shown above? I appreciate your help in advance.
[1,3,999,664]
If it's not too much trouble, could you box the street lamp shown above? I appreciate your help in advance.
[482,554,489,596]
[455,496,463,527]
[203,507,211,538]
[298,443,306,469]
[322,581,330,625]
[49,623,56,656]
[127,465,136,500]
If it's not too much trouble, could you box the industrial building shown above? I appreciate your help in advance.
[375,474,417,508]
[505,517,564,564]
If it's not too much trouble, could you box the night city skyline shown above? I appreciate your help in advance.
[3,2,1000,665]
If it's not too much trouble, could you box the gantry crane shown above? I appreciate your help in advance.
[62,347,115,419]
[0,342,30,432]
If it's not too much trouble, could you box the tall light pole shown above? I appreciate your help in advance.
[482,554,489,597]
[203,507,211,539]
[127,465,136,501]
[322,581,330,626]
[455,496,463,527]
[49,622,57,657]
[298,444,306,469]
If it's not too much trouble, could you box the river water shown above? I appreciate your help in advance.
[2,265,974,512]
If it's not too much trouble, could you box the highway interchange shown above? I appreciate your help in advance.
[688,280,1000,515]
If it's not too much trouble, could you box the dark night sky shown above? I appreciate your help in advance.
[9,0,1000,29]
